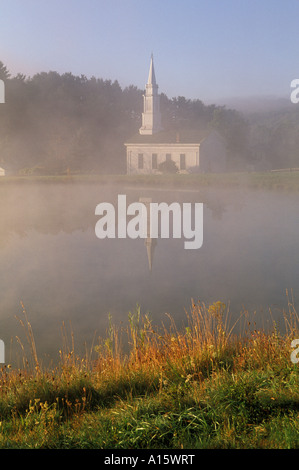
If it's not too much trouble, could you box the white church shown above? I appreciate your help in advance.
[125,55,227,175]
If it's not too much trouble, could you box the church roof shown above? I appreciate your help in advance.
[125,128,211,145]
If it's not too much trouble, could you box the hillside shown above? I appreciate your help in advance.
[1,61,299,175]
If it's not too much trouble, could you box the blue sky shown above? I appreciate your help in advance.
[1,0,298,103]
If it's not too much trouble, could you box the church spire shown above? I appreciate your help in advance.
[147,53,156,86]
[139,54,162,135]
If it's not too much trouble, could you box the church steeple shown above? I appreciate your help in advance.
[147,53,156,86]
[139,54,162,135]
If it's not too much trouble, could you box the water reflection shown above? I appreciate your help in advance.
[0,182,298,365]
[138,197,157,271]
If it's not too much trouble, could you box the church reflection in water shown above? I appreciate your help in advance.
[139,197,157,272]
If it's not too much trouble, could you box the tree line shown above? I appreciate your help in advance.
[0,61,298,174]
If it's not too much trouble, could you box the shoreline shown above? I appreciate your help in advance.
[1,171,299,191]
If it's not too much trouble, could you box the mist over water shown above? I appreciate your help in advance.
[0,182,298,365]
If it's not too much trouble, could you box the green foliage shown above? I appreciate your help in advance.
[158,159,179,174]
[0,301,298,448]
[0,61,10,80]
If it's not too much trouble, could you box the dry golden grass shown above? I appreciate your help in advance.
[0,296,298,448]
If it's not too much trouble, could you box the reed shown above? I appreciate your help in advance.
[0,299,298,449]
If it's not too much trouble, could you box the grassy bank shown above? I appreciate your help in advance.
[2,171,299,191]
[0,300,298,449]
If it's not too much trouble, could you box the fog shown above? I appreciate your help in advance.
[0,182,298,365]
[2,68,299,178]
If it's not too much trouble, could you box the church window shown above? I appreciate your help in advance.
[152,154,158,169]
[180,154,186,170]
[138,154,144,169]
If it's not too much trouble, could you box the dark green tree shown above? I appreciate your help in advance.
[0,61,10,80]
[158,159,179,174]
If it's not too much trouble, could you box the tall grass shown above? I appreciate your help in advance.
[0,298,298,448]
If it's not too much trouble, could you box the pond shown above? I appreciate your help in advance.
[0,181,298,365]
